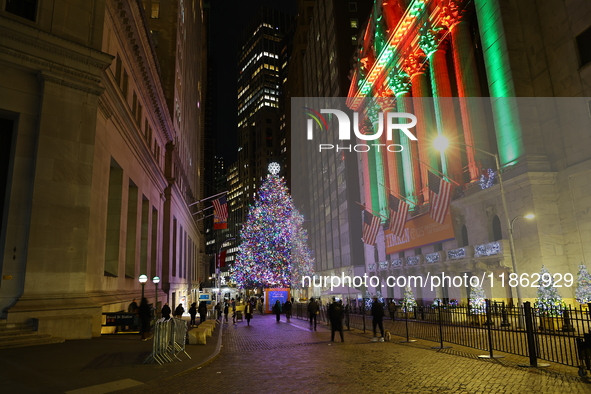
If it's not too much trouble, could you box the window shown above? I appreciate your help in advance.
[348,2,357,12]
[492,215,503,241]
[460,225,469,247]
[5,0,37,21]
[151,2,160,19]
[350,19,358,29]
[576,25,591,67]
[351,35,357,45]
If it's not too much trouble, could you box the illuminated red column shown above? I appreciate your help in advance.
[442,1,489,180]
[404,53,435,204]
[419,27,463,184]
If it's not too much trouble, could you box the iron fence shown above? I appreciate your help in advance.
[295,301,591,369]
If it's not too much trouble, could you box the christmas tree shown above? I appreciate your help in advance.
[469,285,486,314]
[575,263,591,305]
[230,173,314,289]
[534,265,566,316]
[401,286,417,312]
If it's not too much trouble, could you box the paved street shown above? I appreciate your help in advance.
[116,313,590,394]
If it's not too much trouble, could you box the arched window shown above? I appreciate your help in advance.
[492,215,503,241]
[461,225,469,247]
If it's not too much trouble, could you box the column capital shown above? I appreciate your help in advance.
[440,0,468,30]
[388,70,412,97]
[418,25,447,57]
[402,51,428,78]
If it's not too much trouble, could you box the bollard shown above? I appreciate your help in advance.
[519,301,549,368]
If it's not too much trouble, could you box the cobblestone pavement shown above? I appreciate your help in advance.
[116,314,590,394]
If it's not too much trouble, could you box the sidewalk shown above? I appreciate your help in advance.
[0,316,222,394]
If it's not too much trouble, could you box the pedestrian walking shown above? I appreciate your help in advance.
[138,298,152,341]
[127,299,138,331]
[215,302,222,321]
[308,297,319,331]
[258,298,264,314]
[161,302,171,320]
[244,299,254,326]
[198,301,208,323]
[272,300,282,322]
[231,298,237,324]
[388,300,397,320]
[174,303,184,318]
[328,297,345,342]
[223,302,229,323]
[188,302,197,326]
[284,298,293,322]
[371,295,385,342]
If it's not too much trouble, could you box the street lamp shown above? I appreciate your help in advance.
[139,274,148,300]
[433,136,530,309]
[152,276,160,315]
[217,237,236,304]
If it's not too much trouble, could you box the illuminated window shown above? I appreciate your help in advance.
[350,19,358,29]
[151,2,160,19]
[351,35,357,45]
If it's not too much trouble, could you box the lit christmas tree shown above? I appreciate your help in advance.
[575,263,591,305]
[534,265,566,316]
[469,285,486,314]
[230,172,314,289]
[401,286,417,312]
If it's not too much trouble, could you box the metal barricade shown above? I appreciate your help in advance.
[145,318,191,365]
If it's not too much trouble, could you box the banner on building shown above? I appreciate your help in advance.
[384,212,455,255]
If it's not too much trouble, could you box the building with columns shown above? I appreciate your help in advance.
[346,0,591,305]
[0,0,206,339]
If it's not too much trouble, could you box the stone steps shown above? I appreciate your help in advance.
[0,319,64,349]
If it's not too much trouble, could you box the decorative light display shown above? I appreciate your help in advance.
[575,263,591,304]
[534,265,566,316]
[401,286,417,312]
[479,168,496,189]
[469,285,486,314]
[230,174,314,289]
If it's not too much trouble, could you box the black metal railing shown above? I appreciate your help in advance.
[294,301,591,369]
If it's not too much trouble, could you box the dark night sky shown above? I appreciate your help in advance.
[209,0,296,164]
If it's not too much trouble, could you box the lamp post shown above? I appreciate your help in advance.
[433,136,533,311]
[152,276,160,315]
[217,237,236,304]
[139,274,148,301]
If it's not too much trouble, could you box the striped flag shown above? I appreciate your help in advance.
[428,171,452,224]
[362,210,381,246]
[213,195,228,220]
[388,194,409,237]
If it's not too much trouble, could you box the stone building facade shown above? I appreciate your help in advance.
[0,0,205,339]
[347,0,591,305]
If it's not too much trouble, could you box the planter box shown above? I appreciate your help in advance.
[539,316,561,331]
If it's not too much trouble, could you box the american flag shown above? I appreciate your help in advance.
[362,210,381,246]
[388,194,409,237]
[213,195,228,220]
[428,171,452,224]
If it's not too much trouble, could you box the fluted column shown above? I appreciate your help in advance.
[441,0,489,179]
[366,103,388,218]
[419,26,463,183]
[404,52,437,204]
[389,70,420,206]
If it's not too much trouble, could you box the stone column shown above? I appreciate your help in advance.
[389,71,421,206]
[419,26,463,184]
[366,103,388,218]
[403,52,437,203]
[441,0,490,179]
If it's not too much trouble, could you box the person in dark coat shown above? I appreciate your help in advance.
[244,299,254,326]
[215,302,222,321]
[161,303,171,320]
[307,297,319,331]
[283,298,293,322]
[189,302,197,326]
[174,303,184,318]
[272,300,282,322]
[198,301,208,323]
[223,302,229,323]
[371,295,385,342]
[388,300,397,320]
[328,297,345,342]
[138,298,152,341]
